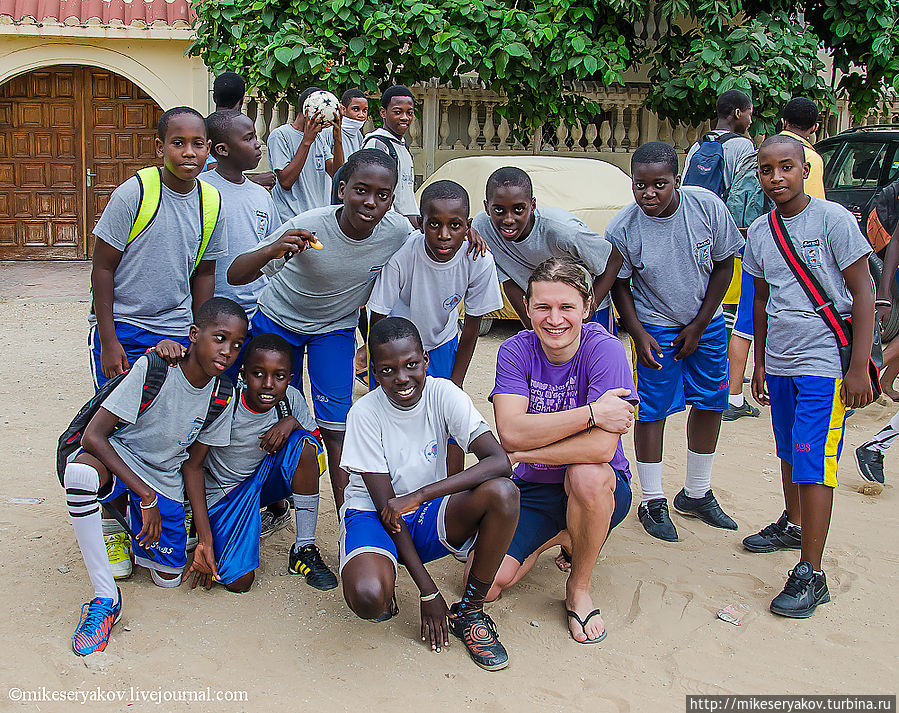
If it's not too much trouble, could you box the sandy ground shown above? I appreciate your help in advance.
[0,263,896,712]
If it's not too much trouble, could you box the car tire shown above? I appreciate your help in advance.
[457,317,494,336]
[869,254,899,341]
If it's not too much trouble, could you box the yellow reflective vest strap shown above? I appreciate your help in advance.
[126,166,222,273]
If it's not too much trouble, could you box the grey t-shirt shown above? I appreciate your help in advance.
[203,385,317,507]
[91,175,229,336]
[253,205,412,334]
[268,124,333,223]
[367,231,504,351]
[685,130,757,191]
[100,355,234,502]
[608,186,744,327]
[362,128,417,216]
[743,197,871,378]
[471,206,615,309]
[200,169,279,318]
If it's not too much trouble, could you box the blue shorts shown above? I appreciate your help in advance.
[206,430,323,585]
[426,336,459,380]
[634,314,729,421]
[89,323,190,390]
[339,496,475,575]
[768,374,847,487]
[506,469,631,563]
[589,305,618,336]
[98,477,186,573]
[733,270,755,340]
[251,310,356,430]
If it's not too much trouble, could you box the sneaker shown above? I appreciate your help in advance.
[855,444,885,484]
[288,543,338,590]
[104,532,132,580]
[448,603,509,671]
[769,561,830,618]
[185,510,198,553]
[637,498,679,541]
[742,511,802,553]
[72,588,122,656]
[722,401,760,421]
[673,488,738,530]
[260,502,292,539]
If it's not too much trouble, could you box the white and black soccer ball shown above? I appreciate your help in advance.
[303,90,340,123]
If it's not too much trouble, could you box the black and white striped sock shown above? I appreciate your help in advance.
[65,463,117,601]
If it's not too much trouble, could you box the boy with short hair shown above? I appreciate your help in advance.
[181,333,336,592]
[228,149,411,511]
[471,166,622,333]
[610,141,744,543]
[339,88,369,156]
[268,86,336,222]
[339,317,519,671]
[362,85,418,223]
[213,71,246,111]
[743,135,874,617]
[63,298,247,655]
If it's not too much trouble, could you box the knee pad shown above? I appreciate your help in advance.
[64,462,100,492]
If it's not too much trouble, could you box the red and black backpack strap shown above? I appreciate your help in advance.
[201,376,235,430]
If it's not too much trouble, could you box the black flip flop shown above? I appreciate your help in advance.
[566,608,607,644]
[557,546,572,570]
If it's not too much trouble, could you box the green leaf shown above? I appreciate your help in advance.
[274,46,294,65]
[505,42,529,57]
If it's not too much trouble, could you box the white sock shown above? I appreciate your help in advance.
[65,463,118,602]
[636,460,664,503]
[684,449,715,498]
[149,569,183,588]
[865,410,899,453]
[293,493,319,549]
[728,393,745,408]
[786,519,800,530]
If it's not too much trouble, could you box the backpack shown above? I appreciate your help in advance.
[360,131,400,166]
[683,132,740,198]
[56,352,234,485]
[866,177,899,252]
[130,167,222,273]
[726,151,772,235]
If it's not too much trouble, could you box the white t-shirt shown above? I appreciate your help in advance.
[362,128,417,215]
[367,232,504,351]
[340,377,491,512]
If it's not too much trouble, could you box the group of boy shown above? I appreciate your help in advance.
[63,77,880,670]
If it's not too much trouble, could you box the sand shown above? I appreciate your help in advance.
[0,267,895,712]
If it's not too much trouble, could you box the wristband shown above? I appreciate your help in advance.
[420,591,440,602]
[875,299,891,307]
[587,402,596,430]
[139,495,158,510]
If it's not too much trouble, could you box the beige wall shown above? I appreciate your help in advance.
[0,34,209,111]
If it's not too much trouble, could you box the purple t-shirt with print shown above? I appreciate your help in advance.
[490,322,637,484]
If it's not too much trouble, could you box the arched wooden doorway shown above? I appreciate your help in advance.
[0,65,163,259]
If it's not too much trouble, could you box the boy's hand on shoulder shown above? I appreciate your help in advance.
[751,368,769,406]
[633,328,663,369]
[592,388,634,434]
[380,493,422,533]
[841,367,874,410]
[672,321,703,360]
[421,593,450,653]
[100,338,130,379]
[184,539,219,590]
[259,416,298,453]
[154,339,187,366]
[249,171,277,189]
[465,226,490,259]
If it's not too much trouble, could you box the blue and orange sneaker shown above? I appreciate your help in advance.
[72,588,122,656]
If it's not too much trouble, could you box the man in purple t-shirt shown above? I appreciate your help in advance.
[485,257,636,644]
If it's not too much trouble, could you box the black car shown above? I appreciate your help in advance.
[816,126,899,340]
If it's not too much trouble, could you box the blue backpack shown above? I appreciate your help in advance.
[683,132,739,198]
[726,151,772,235]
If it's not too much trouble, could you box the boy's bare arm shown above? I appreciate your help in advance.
[842,255,876,409]
[508,426,623,466]
[325,112,344,177]
[449,315,481,388]
[91,240,128,378]
[750,277,770,406]
[182,442,219,589]
[673,255,734,360]
[190,259,216,316]
[591,245,624,308]
[276,114,323,190]
[228,229,315,285]
[258,415,302,453]
[502,280,531,329]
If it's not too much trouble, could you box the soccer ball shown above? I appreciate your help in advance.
[303,90,340,123]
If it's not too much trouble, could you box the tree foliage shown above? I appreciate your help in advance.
[188,0,899,138]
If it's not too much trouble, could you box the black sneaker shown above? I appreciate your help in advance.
[770,561,830,618]
[855,444,885,484]
[673,489,737,530]
[638,498,679,541]
[288,544,338,590]
[722,401,760,421]
[742,511,802,553]
[448,603,509,671]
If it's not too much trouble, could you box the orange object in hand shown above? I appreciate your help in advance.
[309,238,324,250]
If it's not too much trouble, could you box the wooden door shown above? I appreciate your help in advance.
[0,67,83,259]
[0,66,162,260]
[83,68,162,257]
